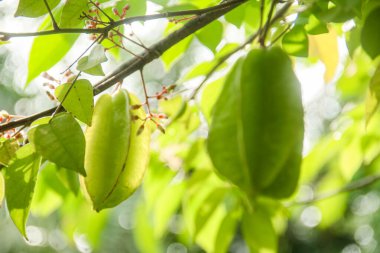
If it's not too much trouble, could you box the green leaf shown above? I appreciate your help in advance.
[282,25,309,57]
[184,61,227,81]
[15,0,60,18]
[27,32,78,85]
[0,41,10,46]
[36,162,70,198]
[29,113,86,176]
[200,77,224,124]
[361,7,380,59]
[178,0,218,8]
[225,3,245,28]
[195,193,241,253]
[196,20,223,53]
[305,15,328,35]
[214,207,240,253]
[77,44,108,72]
[60,0,88,28]
[116,0,147,17]
[31,117,52,127]
[153,182,186,237]
[81,62,105,76]
[4,144,41,238]
[31,164,65,217]
[0,139,19,166]
[58,167,80,196]
[207,48,304,199]
[161,35,193,69]
[365,64,380,125]
[346,26,361,57]
[149,0,169,5]
[134,200,163,253]
[317,0,361,23]
[242,209,277,253]
[55,79,94,126]
[194,187,227,236]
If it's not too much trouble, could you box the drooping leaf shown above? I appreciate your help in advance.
[242,209,277,253]
[196,20,223,53]
[0,139,19,166]
[4,144,41,238]
[15,0,60,18]
[29,113,86,176]
[55,79,94,126]
[207,47,304,199]
[60,0,88,28]
[361,7,380,59]
[282,25,309,57]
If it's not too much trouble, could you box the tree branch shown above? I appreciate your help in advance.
[287,173,380,207]
[0,0,244,39]
[0,0,247,132]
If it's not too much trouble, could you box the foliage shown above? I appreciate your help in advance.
[0,0,380,252]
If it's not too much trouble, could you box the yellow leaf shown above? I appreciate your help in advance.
[0,172,4,207]
[308,27,339,83]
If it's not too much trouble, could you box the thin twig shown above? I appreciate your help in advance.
[0,0,244,39]
[140,69,152,115]
[128,24,147,49]
[287,173,380,207]
[112,29,149,50]
[269,24,291,46]
[259,0,278,47]
[259,0,265,35]
[43,0,59,30]
[106,38,142,58]
[11,125,26,138]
